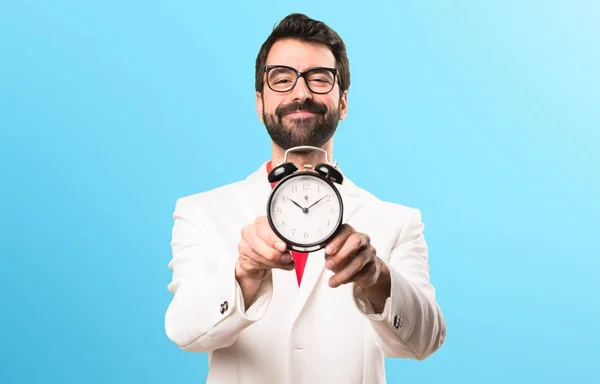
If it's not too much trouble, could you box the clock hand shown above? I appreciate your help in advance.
[305,195,328,211]
[288,198,308,213]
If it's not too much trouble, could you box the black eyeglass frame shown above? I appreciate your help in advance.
[264,65,338,94]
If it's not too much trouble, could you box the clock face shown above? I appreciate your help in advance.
[268,173,343,251]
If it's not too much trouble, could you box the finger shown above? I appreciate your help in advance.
[255,216,288,252]
[242,221,286,262]
[239,238,295,270]
[328,252,371,288]
[324,224,355,256]
[251,232,288,262]
[325,233,369,272]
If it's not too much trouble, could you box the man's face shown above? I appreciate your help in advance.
[256,39,348,150]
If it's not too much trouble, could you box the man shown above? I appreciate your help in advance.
[165,13,446,384]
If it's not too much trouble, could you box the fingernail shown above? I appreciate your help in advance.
[325,244,334,254]
[275,241,286,251]
[281,253,292,263]
[326,259,334,270]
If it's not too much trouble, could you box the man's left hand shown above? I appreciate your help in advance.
[324,224,387,289]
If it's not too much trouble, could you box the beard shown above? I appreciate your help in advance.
[263,98,340,150]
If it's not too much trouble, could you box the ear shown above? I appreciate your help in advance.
[339,90,348,120]
[256,91,264,123]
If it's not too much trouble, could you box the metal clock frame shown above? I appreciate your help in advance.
[266,170,344,253]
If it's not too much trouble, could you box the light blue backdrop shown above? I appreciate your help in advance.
[1,1,599,383]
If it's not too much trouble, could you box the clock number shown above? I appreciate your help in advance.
[280,220,286,227]
[291,185,298,194]
[318,228,323,236]
[281,195,288,203]
[304,232,309,239]
[303,182,310,191]
[276,207,282,214]
[292,229,296,237]
[329,207,338,214]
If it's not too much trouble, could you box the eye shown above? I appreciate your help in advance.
[309,77,331,83]
[307,69,334,84]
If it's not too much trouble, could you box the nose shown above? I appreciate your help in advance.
[290,76,312,101]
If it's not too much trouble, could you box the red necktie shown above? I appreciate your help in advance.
[266,161,308,286]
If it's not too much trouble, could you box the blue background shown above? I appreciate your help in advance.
[1,1,599,383]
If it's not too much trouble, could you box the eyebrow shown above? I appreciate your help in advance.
[267,65,334,73]
[268,67,292,74]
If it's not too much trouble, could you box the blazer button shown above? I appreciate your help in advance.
[393,315,403,329]
[220,301,228,314]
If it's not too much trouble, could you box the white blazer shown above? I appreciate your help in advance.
[165,162,446,384]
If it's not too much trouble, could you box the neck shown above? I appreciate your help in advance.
[271,139,334,170]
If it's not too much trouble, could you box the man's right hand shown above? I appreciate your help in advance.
[235,216,295,308]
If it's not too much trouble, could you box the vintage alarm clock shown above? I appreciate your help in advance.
[266,146,344,253]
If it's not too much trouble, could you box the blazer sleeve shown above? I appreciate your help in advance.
[164,197,273,352]
[352,207,446,360]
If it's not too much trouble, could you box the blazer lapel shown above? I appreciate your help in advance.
[243,162,272,218]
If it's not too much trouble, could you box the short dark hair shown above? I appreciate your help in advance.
[255,13,350,95]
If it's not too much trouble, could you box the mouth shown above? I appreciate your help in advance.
[284,110,317,118]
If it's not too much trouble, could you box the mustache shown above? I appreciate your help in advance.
[276,100,328,118]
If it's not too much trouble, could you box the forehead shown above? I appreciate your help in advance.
[266,39,336,71]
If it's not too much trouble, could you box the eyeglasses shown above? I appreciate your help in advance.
[264,65,337,94]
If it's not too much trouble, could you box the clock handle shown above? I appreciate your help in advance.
[268,162,298,183]
[315,163,344,184]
